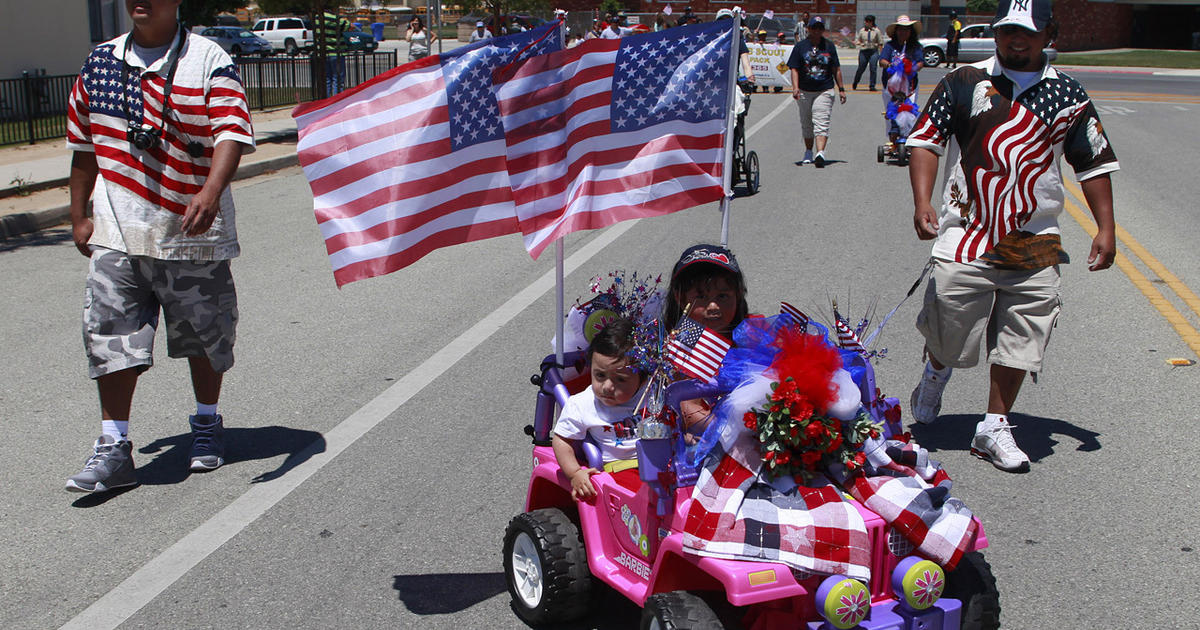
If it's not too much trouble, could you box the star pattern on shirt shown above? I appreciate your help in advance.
[81,44,143,122]
[610,23,731,133]
[1018,74,1088,127]
[443,28,561,150]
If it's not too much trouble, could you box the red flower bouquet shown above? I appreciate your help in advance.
[746,327,881,481]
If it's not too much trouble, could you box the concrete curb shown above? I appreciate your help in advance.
[0,153,300,241]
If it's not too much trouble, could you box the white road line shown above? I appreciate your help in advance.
[59,103,787,630]
[59,224,637,630]
[747,95,794,139]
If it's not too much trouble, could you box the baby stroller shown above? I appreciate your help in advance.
[877,54,920,166]
[732,79,760,195]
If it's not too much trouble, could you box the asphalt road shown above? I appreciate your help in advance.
[2,70,1198,629]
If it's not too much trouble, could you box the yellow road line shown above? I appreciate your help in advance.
[1061,180,1200,356]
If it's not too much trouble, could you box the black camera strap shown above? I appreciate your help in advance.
[122,25,203,158]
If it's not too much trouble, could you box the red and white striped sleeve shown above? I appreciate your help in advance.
[66,69,93,152]
[207,62,255,152]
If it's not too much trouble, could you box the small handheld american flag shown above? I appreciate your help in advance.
[780,301,809,328]
[666,317,731,382]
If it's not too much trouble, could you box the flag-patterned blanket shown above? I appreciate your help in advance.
[681,432,977,578]
[849,440,978,570]
[681,434,873,580]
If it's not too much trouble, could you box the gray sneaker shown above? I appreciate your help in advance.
[65,436,138,493]
[971,418,1030,473]
[910,365,952,425]
[189,414,225,472]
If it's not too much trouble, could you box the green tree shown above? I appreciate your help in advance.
[598,0,625,19]
[254,0,354,17]
[965,0,999,14]
[180,0,248,27]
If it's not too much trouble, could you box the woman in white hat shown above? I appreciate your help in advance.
[879,15,925,143]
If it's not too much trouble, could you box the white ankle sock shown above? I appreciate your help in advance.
[925,362,952,379]
[101,420,128,442]
[981,413,1006,429]
[196,402,218,417]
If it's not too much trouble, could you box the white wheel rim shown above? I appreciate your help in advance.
[510,532,544,608]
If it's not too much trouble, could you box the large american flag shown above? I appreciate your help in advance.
[493,21,734,259]
[293,24,562,287]
[666,316,732,382]
[67,36,253,215]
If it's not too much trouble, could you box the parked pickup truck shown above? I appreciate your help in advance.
[250,17,313,55]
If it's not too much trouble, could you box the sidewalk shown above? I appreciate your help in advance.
[0,107,301,240]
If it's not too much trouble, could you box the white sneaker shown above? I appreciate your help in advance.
[971,418,1030,473]
[910,365,951,424]
[802,150,813,164]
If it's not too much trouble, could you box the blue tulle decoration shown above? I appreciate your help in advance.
[685,314,840,467]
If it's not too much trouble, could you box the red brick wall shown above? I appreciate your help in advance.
[1053,0,1133,51]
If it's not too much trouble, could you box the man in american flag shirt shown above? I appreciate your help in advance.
[64,0,254,493]
[905,0,1118,473]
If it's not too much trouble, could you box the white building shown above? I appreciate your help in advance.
[0,0,129,79]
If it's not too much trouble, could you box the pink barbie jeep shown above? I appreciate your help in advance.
[504,351,1001,629]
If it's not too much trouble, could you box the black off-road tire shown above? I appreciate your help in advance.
[641,591,723,629]
[878,145,886,163]
[944,551,1001,630]
[503,508,593,626]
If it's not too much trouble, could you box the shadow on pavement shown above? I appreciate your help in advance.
[0,225,72,251]
[132,425,327,487]
[908,412,1102,463]
[391,572,641,627]
[392,572,507,615]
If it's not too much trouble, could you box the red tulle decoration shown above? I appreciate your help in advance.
[765,327,842,414]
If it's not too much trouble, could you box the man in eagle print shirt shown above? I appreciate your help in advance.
[905,0,1118,473]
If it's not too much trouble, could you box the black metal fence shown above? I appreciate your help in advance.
[0,50,398,147]
[0,71,76,146]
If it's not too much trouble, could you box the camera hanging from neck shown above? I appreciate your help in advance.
[122,25,205,159]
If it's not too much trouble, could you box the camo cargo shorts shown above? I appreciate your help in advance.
[83,247,238,379]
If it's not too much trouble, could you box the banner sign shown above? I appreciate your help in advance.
[745,43,793,89]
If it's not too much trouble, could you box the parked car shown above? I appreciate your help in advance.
[199,27,273,57]
[250,16,313,55]
[919,23,1057,67]
[341,30,378,52]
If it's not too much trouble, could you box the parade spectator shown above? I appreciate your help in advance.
[554,9,570,37]
[63,0,254,492]
[315,8,352,96]
[946,11,963,69]
[853,15,884,91]
[655,12,670,32]
[468,20,492,43]
[906,0,1119,473]
[405,15,435,62]
[601,16,631,39]
[585,19,602,40]
[786,16,846,167]
[794,11,811,41]
[677,6,701,27]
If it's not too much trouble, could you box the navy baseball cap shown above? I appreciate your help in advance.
[808,16,825,29]
[672,244,740,280]
[993,0,1051,32]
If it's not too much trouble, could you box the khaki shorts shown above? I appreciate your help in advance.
[915,259,1061,373]
[83,247,238,379]
[795,88,835,139]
